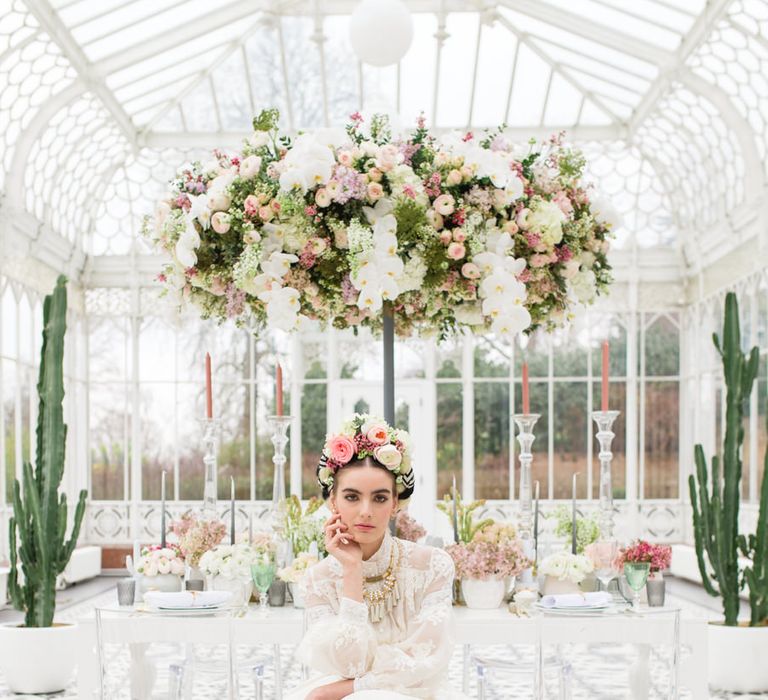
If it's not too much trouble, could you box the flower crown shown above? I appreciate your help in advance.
[318,414,415,499]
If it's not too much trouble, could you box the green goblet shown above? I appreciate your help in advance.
[251,559,276,614]
[623,562,651,610]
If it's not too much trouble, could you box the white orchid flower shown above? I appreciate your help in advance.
[261,252,298,280]
[187,194,211,230]
[356,289,383,312]
[472,252,504,276]
[374,232,399,257]
[362,198,394,226]
[491,306,532,339]
[379,277,400,301]
[174,240,197,268]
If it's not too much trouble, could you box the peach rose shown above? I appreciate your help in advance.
[446,169,463,186]
[366,424,389,445]
[367,182,384,201]
[327,435,355,464]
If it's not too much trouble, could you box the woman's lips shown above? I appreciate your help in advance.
[355,524,375,531]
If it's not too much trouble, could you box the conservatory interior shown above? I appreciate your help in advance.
[1,0,768,698]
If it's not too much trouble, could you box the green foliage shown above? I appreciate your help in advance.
[8,276,88,627]
[553,505,600,554]
[279,495,326,556]
[689,292,764,626]
[252,108,280,133]
[436,486,493,543]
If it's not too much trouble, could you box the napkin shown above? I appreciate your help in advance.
[539,591,612,608]
[143,590,233,608]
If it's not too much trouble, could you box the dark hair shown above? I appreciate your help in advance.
[317,455,415,502]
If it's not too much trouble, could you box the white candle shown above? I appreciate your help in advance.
[160,471,166,548]
[133,539,140,578]
[230,477,236,545]
[571,473,578,555]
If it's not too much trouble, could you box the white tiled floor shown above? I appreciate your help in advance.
[1,577,766,699]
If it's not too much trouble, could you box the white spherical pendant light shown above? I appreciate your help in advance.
[350,0,414,67]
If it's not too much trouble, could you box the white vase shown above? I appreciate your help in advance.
[0,622,78,693]
[708,622,768,691]
[542,576,581,596]
[461,577,506,609]
[138,573,183,600]
[289,582,305,608]
[210,576,253,607]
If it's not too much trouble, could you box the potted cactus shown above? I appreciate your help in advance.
[0,276,87,693]
[689,291,768,692]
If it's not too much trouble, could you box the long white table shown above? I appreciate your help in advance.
[77,604,708,698]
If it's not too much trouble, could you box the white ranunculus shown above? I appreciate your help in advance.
[569,269,597,304]
[580,251,596,268]
[208,192,231,212]
[239,155,262,179]
[170,559,185,576]
[527,200,566,246]
[374,444,402,468]
[248,131,270,149]
[318,466,333,484]
[208,172,235,194]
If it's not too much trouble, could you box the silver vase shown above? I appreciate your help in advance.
[647,578,666,607]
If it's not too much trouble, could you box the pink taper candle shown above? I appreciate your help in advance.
[205,353,213,419]
[522,362,530,414]
[601,340,609,411]
[276,363,283,416]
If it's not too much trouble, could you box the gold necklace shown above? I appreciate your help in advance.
[363,540,401,609]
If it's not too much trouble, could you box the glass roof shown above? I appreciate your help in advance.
[0,0,763,268]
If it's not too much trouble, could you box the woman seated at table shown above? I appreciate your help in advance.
[285,415,466,700]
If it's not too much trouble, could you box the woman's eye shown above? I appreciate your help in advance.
[375,496,388,503]
[344,495,358,501]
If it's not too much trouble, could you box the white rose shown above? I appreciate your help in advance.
[170,559,185,576]
[543,552,566,579]
[318,466,333,483]
[208,192,231,212]
[239,155,262,179]
[373,444,402,468]
[248,132,270,149]
[527,200,565,246]
[144,561,158,577]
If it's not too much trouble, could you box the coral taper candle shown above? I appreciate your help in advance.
[205,353,213,419]
[521,362,530,414]
[276,363,283,416]
[601,340,609,412]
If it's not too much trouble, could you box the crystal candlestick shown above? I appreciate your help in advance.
[513,414,540,588]
[267,415,292,562]
[592,410,620,539]
[198,418,221,518]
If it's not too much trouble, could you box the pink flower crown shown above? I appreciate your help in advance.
[317,414,414,499]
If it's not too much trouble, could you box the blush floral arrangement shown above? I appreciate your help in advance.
[143,109,616,340]
[618,540,672,574]
[446,538,530,580]
[171,515,227,567]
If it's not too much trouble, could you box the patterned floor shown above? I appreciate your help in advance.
[1,577,766,699]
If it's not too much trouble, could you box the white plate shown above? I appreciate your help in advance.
[535,602,612,613]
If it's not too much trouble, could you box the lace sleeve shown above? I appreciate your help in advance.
[297,564,376,679]
[353,548,456,693]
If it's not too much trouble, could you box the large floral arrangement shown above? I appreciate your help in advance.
[447,539,529,580]
[540,550,594,584]
[171,515,227,567]
[143,109,615,339]
[618,540,672,574]
[137,545,186,578]
[198,543,260,581]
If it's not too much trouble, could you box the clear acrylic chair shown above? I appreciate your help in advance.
[473,649,573,699]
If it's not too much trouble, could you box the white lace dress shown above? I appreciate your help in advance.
[284,533,467,699]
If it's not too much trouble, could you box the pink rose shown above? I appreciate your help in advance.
[258,205,274,221]
[461,262,481,279]
[366,424,389,445]
[211,211,231,234]
[439,230,452,245]
[453,228,466,243]
[447,242,466,260]
[327,435,355,464]
[553,190,574,215]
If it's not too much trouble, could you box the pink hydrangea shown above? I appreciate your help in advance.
[618,540,672,573]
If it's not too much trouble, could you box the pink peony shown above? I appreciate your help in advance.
[327,435,355,464]
[447,242,466,260]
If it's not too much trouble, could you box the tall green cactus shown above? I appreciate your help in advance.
[688,292,760,626]
[7,276,87,627]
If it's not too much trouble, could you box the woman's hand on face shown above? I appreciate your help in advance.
[324,512,363,569]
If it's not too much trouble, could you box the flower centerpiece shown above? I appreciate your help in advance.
[199,543,261,606]
[277,552,320,608]
[447,538,530,609]
[553,505,600,554]
[539,550,594,595]
[171,515,227,568]
[136,545,186,595]
[278,495,327,557]
[618,540,672,580]
[143,109,615,340]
